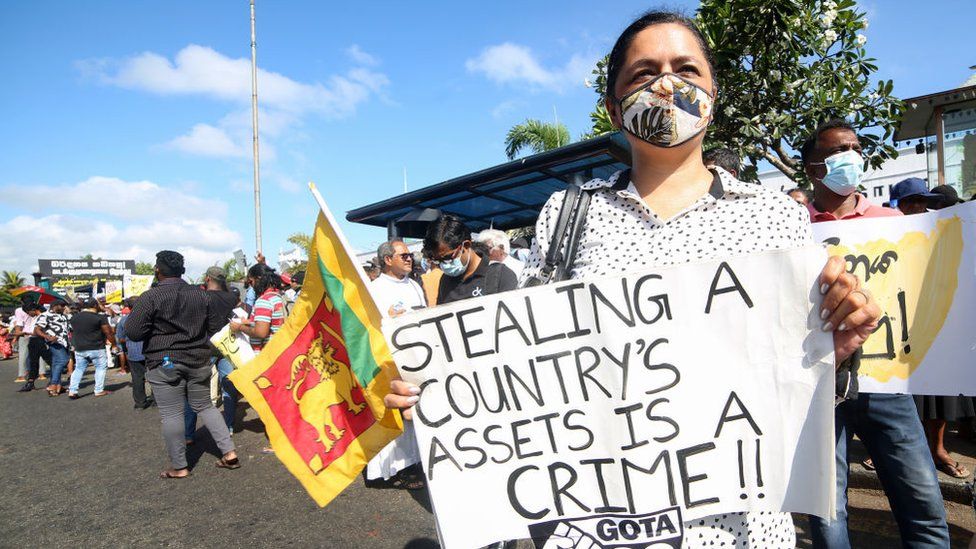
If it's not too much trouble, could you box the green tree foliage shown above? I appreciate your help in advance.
[504,120,571,160]
[0,290,20,307]
[697,0,902,183]
[134,262,155,275]
[583,0,903,185]
[285,232,312,274]
[2,271,25,290]
[221,258,246,282]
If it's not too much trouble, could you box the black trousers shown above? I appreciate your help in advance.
[26,337,51,381]
[128,359,149,407]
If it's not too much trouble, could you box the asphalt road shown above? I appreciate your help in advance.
[1,357,973,548]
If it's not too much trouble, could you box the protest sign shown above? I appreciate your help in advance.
[210,324,256,369]
[811,201,976,396]
[104,280,123,304]
[383,247,835,549]
[122,274,154,298]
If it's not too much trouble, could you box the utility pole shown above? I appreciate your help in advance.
[250,0,263,252]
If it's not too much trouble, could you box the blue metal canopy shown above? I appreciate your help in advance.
[346,132,632,238]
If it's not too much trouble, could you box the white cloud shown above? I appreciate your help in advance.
[165,123,245,158]
[346,44,379,67]
[465,43,594,92]
[0,177,241,276]
[78,44,392,160]
[491,99,523,119]
[81,44,389,118]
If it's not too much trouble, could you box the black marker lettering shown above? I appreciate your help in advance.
[494,300,531,350]
[413,379,451,428]
[390,322,433,372]
[677,442,720,508]
[427,435,463,480]
[548,462,591,516]
[580,458,628,513]
[704,261,754,314]
[714,391,762,438]
[556,282,591,338]
[508,465,548,519]
[633,274,673,325]
[456,305,494,359]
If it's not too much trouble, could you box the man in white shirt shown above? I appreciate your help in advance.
[475,228,524,279]
[365,240,426,489]
[369,240,426,317]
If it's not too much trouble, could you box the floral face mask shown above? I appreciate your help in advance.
[618,73,714,148]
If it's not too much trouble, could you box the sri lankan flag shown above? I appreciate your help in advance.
[228,183,403,507]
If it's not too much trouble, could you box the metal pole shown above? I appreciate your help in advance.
[250,0,263,252]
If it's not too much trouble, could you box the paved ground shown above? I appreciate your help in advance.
[0,356,973,548]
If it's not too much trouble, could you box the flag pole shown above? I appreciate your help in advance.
[307,182,375,291]
[250,0,263,253]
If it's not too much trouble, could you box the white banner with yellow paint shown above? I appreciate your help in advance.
[123,274,154,298]
[105,280,123,303]
[811,201,976,396]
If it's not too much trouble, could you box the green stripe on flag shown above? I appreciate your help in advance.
[318,258,382,385]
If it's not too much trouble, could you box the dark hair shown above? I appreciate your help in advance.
[786,187,814,202]
[247,263,281,295]
[703,147,740,176]
[423,214,472,258]
[155,250,186,277]
[606,10,716,101]
[22,302,42,313]
[80,298,98,309]
[800,119,857,166]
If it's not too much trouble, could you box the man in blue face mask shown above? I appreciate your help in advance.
[800,119,949,548]
[801,119,901,222]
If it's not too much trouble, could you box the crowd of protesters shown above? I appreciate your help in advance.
[4,8,976,547]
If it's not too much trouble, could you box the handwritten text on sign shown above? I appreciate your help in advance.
[383,247,836,548]
[812,201,976,396]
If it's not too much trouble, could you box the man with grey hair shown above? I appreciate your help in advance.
[370,240,425,318]
[475,228,524,279]
[366,239,426,488]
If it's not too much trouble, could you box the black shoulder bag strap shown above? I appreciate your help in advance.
[525,169,631,286]
[523,184,581,287]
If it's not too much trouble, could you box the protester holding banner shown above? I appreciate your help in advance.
[386,11,882,548]
[902,188,974,479]
[802,119,950,547]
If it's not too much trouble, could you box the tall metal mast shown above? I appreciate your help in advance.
[250,0,263,252]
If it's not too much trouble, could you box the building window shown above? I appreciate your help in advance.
[874,185,884,197]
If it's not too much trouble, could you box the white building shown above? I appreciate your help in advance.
[277,247,307,272]
[757,145,928,205]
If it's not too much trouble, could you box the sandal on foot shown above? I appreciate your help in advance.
[216,456,241,470]
[937,460,971,478]
[159,469,190,479]
[861,458,875,471]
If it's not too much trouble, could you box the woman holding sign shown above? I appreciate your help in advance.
[387,10,881,548]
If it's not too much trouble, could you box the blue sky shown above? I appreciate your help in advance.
[1,0,973,277]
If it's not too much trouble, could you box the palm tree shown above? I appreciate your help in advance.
[2,271,25,290]
[504,119,570,160]
[287,232,312,256]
